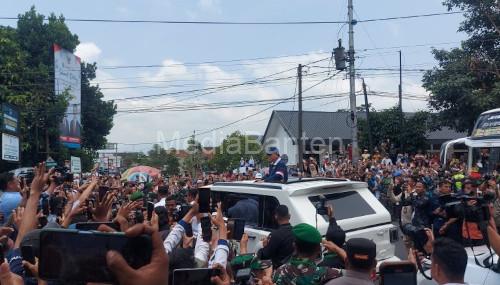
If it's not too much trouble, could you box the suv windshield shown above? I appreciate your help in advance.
[309,191,375,221]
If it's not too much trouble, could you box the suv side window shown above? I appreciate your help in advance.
[211,191,280,230]
[309,191,375,221]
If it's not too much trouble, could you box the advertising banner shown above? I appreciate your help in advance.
[71,156,82,173]
[54,44,81,149]
[1,103,19,134]
[2,133,19,162]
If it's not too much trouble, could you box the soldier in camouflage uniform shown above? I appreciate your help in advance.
[273,223,342,285]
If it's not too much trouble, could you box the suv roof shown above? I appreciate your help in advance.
[212,178,367,196]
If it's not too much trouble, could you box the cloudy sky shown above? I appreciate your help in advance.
[2,0,466,152]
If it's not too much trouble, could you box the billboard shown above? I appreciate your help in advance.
[1,103,19,134]
[2,133,19,162]
[54,44,81,149]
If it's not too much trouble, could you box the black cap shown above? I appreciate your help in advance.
[158,185,169,195]
[345,238,376,269]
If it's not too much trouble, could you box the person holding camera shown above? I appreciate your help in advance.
[405,181,432,228]
[410,229,468,285]
[319,205,346,269]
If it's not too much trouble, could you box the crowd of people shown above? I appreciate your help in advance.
[0,145,499,285]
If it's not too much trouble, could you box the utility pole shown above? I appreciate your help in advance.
[348,0,359,163]
[297,64,304,173]
[193,130,197,178]
[399,50,404,153]
[362,78,373,153]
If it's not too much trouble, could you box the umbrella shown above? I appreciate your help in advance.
[121,166,160,182]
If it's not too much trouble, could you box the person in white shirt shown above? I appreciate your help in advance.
[432,238,467,285]
[414,233,467,285]
[154,185,169,208]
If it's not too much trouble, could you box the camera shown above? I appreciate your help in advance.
[315,195,329,216]
[401,224,428,253]
[440,193,492,223]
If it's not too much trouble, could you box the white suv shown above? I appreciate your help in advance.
[209,178,400,262]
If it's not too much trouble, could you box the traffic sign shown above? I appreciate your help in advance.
[46,156,57,168]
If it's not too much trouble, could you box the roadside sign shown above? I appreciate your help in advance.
[71,156,82,173]
[46,156,57,168]
[1,133,19,161]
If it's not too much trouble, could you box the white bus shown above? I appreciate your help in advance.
[441,108,500,174]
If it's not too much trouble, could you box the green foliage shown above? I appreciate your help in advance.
[0,6,116,171]
[184,135,205,177]
[81,63,116,150]
[358,106,431,153]
[423,0,499,134]
[208,131,264,173]
[146,144,180,176]
[121,152,148,168]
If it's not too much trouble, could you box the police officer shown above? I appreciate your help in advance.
[273,223,341,285]
[264,147,288,183]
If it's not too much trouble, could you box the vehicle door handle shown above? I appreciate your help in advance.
[377,231,385,236]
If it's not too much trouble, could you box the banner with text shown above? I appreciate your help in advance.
[54,44,81,149]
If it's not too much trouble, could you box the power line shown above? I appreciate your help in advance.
[0,11,461,25]
[116,97,293,146]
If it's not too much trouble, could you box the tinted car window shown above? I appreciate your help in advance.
[309,191,375,220]
[211,191,280,230]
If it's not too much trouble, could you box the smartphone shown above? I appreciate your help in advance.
[200,216,212,242]
[41,197,50,216]
[147,202,155,221]
[21,245,36,277]
[0,244,4,265]
[173,268,221,285]
[39,229,152,283]
[379,261,417,285]
[75,222,120,231]
[185,223,193,238]
[198,188,211,213]
[227,218,245,241]
[98,186,110,201]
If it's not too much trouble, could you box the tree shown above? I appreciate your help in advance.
[145,144,180,175]
[209,131,265,173]
[422,0,499,134]
[184,135,205,177]
[81,63,116,150]
[358,107,431,154]
[0,7,116,171]
[164,151,180,176]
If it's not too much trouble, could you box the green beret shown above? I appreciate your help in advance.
[292,223,322,244]
[250,259,272,270]
[130,191,144,201]
[230,254,254,271]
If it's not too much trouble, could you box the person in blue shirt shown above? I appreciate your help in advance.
[0,172,22,224]
[264,147,288,183]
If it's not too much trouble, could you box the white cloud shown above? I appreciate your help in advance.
[99,51,430,153]
[75,42,102,63]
